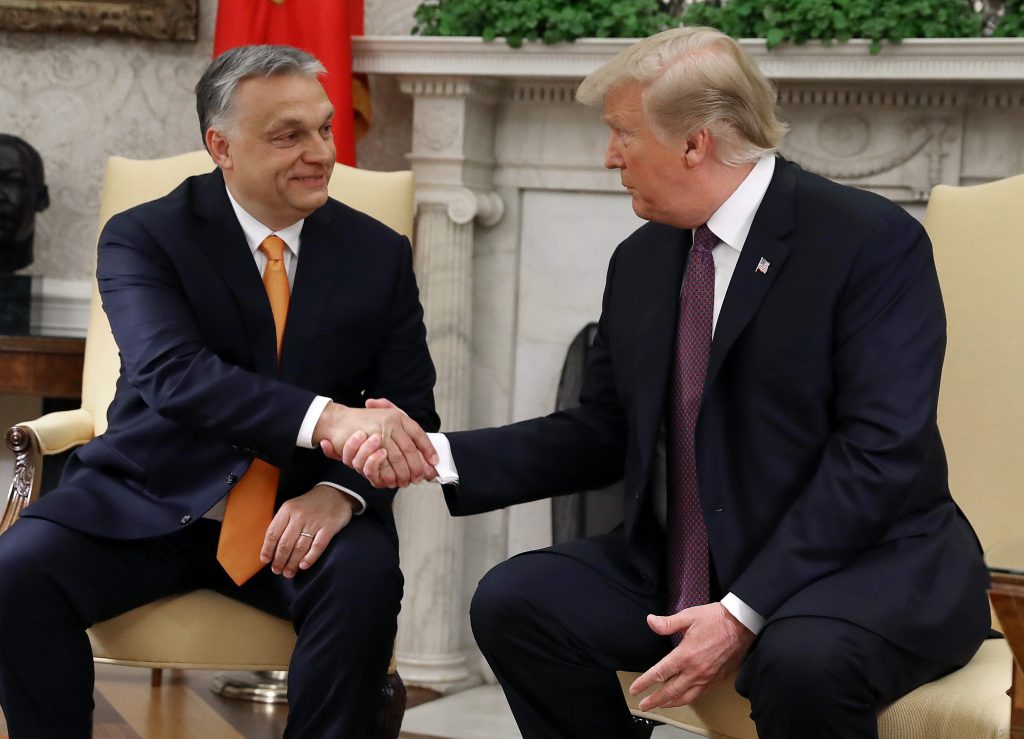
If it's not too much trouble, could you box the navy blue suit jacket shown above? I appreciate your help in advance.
[444,159,989,666]
[25,168,438,540]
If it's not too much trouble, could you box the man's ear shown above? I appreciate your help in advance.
[205,128,231,170]
[681,128,713,168]
[34,183,49,212]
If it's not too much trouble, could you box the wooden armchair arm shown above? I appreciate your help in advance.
[2,408,95,535]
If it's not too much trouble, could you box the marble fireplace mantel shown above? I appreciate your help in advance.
[355,35,1024,81]
[356,35,1024,692]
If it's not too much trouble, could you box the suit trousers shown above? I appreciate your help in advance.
[0,515,402,739]
[469,531,954,739]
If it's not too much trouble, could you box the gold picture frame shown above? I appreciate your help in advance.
[0,0,198,41]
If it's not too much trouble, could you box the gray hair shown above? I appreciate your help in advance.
[195,44,326,145]
[577,27,788,166]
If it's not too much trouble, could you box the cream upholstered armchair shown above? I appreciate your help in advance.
[1,150,416,737]
[618,174,1024,738]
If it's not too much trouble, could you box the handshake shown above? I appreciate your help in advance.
[313,398,439,488]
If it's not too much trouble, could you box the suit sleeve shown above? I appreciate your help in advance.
[729,211,948,617]
[315,234,439,517]
[443,250,628,516]
[97,211,316,466]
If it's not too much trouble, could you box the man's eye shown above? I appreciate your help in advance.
[321,124,333,138]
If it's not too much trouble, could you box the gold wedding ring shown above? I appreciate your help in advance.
[298,532,314,540]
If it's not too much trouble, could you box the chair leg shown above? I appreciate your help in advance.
[211,670,288,703]
[372,671,407,739]
[150,668,162,688]
[630,716,658,738]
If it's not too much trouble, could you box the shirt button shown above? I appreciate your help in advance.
[226,473,238,484]
[180,514,192,525]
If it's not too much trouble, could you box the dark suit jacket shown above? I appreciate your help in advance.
[445,158,989,666]
[25,168,439,541]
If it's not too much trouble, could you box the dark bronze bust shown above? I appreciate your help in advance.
[0,134,50,273]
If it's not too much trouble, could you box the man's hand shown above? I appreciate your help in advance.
[630,602,755,711]
[259,484,355,579]
[323,398,439,489]
[314,400,438,488]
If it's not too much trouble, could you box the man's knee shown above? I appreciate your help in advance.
[298,518,402,619]
[0,521,58,597]
[0,521,72,636]
[0,542,37,626]
[470,555,548,653]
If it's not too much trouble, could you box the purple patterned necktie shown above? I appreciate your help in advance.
[665,224,716,636]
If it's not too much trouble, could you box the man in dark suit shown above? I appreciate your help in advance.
[0,45,439,738]
[342,27,991,738]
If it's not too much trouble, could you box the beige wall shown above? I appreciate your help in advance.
[0,0,417,281]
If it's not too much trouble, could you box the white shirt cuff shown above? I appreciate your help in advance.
[428,432,459,485]
[317,482,367,515]
[721,592,765,635]
[297,396,332,448]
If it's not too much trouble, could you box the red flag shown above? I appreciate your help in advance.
[213,0,370,165]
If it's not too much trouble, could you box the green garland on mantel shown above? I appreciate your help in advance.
[995,0,1024,35]
[412,0,1023,53]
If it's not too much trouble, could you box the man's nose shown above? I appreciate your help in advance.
[305,133,335,164]
[603,133,623,170]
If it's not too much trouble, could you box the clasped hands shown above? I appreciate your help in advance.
[314,398,438,489]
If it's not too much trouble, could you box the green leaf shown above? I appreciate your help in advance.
[764,27,787,47]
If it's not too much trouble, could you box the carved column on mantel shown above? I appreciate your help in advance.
[393,74,503,692]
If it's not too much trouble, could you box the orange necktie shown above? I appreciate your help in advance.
[216,235,290,585]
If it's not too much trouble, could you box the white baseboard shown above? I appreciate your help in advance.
[30,277,91,338]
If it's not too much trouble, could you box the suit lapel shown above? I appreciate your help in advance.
[706,159,797,386]
[192,170,278,378]
[279,205,344,383]
[633,226,689,470]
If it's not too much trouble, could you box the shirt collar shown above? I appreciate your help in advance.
[224,185,304,258]
[706,155,776,254]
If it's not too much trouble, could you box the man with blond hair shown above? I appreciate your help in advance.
[341,27,990,738]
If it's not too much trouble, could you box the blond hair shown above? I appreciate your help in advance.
[577,27,788,165]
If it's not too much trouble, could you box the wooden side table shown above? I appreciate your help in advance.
[0,335,85,398]
[989,544,1024,738]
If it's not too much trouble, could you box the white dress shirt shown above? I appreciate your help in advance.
[428,156,777,634]
[202,187,365,520]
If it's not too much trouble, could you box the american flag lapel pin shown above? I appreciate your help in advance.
[756,257,771,275]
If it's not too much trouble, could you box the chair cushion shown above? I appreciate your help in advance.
[875,639,1011,739]
[617,638,1011,738]
[89,589,295,671]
